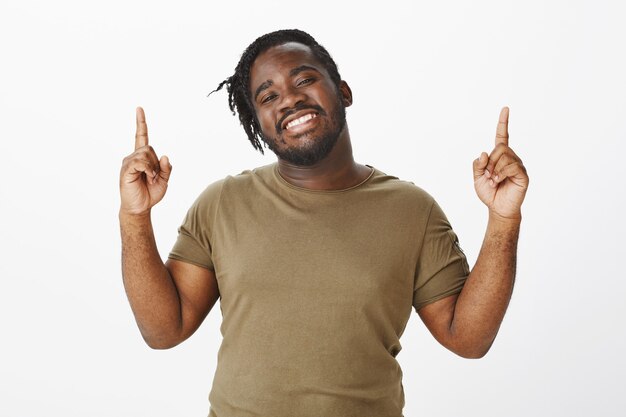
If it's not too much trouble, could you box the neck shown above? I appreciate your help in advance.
[276,126,372,191]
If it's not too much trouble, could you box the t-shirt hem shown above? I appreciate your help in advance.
[167,253,214,270]
[413,285,465,312]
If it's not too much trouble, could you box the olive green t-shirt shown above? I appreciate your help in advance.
[168,163,469,417]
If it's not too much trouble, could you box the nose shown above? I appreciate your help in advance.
[278,86,307,113]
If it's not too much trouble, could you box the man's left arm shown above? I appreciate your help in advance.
[418,107,529,359]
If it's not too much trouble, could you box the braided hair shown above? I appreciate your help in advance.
[211,29,342,154]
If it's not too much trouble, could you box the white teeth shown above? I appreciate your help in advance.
[286,113,317,129]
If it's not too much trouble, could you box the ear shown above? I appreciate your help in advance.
[338,80,353,107]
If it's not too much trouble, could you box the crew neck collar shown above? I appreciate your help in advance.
[272,163,376,194]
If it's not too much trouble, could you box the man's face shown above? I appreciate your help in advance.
[249,42,351,166]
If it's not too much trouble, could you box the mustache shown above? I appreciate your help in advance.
[276,104,326,133]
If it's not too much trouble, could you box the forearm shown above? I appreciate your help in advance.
[449,213,520,357]
[120,211,183,348]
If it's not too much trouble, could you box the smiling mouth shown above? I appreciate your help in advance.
[285,112,318,130]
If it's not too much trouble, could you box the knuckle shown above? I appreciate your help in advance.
[509,163,523,174]
[127,153,142,163]
[131,158,147,168]
[122,155,137,168]
[136,148,151,159]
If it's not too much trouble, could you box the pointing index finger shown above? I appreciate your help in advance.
[495,106,509,146]
[135,106,149,150]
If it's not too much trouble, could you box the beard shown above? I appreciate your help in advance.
[260,99,346,166]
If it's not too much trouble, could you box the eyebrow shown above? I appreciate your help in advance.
[253,65,322,101]
[289,65,320,77]
[254,80,273,101]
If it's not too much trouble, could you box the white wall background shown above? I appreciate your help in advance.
[1,0,624,416]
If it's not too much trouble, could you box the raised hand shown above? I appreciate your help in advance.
[473,107,529,220]
[119,107,172,216]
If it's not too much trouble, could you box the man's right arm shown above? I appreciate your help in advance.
[120,213,219,349]
[119,107,219,349]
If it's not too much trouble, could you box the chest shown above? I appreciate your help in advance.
[211,193,422,313]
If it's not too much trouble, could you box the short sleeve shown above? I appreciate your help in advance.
[168,179,225,270]
[413,199,469,312]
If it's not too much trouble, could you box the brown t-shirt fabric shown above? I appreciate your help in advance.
[168,163,469,417]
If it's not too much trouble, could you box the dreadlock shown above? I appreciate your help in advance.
[210,29,342,154]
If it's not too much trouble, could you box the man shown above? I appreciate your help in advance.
[119,29,528,417]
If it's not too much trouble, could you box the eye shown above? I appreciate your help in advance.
[297,77,315,86]
[261,94,277,104]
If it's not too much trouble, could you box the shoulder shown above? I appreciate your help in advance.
[192,163,275,205]
[192,176,226,208]
[223,163,275,190]
[368,167,436,210]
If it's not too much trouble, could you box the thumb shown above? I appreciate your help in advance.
[158,155,172,181]
[473,152,489,181]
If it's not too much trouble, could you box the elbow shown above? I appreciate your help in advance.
[145,340,178,350]
[135,319,185,350]
[448,335,495,359]
[454,345,491,359]
[141,331,182,350]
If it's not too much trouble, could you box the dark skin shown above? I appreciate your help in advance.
[120,42,528,358]
[249,42,372,190]
[119,111,218,349]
